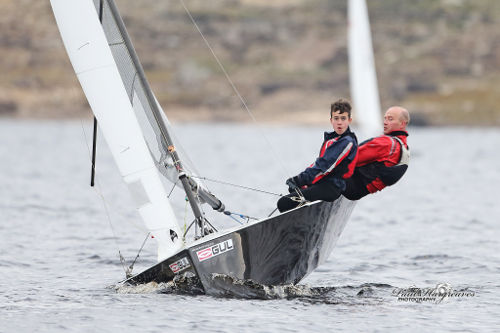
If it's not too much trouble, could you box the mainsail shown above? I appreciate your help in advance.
[50,0,223,260]
[348,0,383,138]
[88,0,224,213]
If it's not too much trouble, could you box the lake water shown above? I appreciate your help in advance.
[1,119,499,332]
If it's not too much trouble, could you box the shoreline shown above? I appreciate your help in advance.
[2,113,497,128]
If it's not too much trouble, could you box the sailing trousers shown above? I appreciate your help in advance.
[277,181,342,213]
[343,174,370,200]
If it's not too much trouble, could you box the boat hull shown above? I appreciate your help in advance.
[125,198,355,292]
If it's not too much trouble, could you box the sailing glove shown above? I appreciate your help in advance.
[286,177,300,193]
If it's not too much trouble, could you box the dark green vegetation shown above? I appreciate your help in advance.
[1,0,499,125]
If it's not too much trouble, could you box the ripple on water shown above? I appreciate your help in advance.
[0,260,31,268]
[2,123,500,332]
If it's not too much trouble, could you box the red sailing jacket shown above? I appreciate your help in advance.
[356,131,409,193]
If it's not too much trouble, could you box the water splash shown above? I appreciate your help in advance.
[112,271,204,295]
[112,272,394,306]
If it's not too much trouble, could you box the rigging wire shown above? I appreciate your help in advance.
[80,120,129,275]
[178,0,293,179]
[190,175,282,197]
[125,232,151,278]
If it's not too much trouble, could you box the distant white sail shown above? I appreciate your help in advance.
[348,0,383,138]
[50,0,182,261]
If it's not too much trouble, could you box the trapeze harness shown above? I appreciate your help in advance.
[357,135,410,193]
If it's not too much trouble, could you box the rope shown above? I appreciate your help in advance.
[292,187,306,201]
[290,195,308,203]
[190,175,282,197]
[226,214,243,225]
[183,219,196,239]
[267,207,278,217]
[178,0,293,179]
[223,210,258,224]
[182,197,189,243]
[167,178,179,198]
[198,202,218,234]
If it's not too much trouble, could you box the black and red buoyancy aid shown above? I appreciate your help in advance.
[311,130,358,183]
[356,131,409,193]
[296,128,358,190]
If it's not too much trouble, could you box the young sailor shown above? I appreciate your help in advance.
[343,106,410,200]
[277,99,358,212]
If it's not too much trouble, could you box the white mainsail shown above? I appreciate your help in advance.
[348,0,383,138]
[50,0,182,261]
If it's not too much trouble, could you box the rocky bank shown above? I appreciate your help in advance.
[1,0,499,125]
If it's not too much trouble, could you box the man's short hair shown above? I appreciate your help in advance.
[331,99,352,118]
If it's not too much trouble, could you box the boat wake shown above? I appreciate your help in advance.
[113,273,393,305]
[113,272,204,295]
[206,274,393,304]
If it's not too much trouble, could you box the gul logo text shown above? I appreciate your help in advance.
[169,257,191,273]
[196,239,234,262]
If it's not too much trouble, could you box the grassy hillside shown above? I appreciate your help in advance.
[1,0,499,125]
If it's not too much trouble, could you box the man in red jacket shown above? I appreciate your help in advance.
[343,106,410,200]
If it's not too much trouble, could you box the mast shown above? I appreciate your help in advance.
[105,0,212,234]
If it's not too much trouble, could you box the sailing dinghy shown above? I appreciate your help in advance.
[50,0,369,292]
